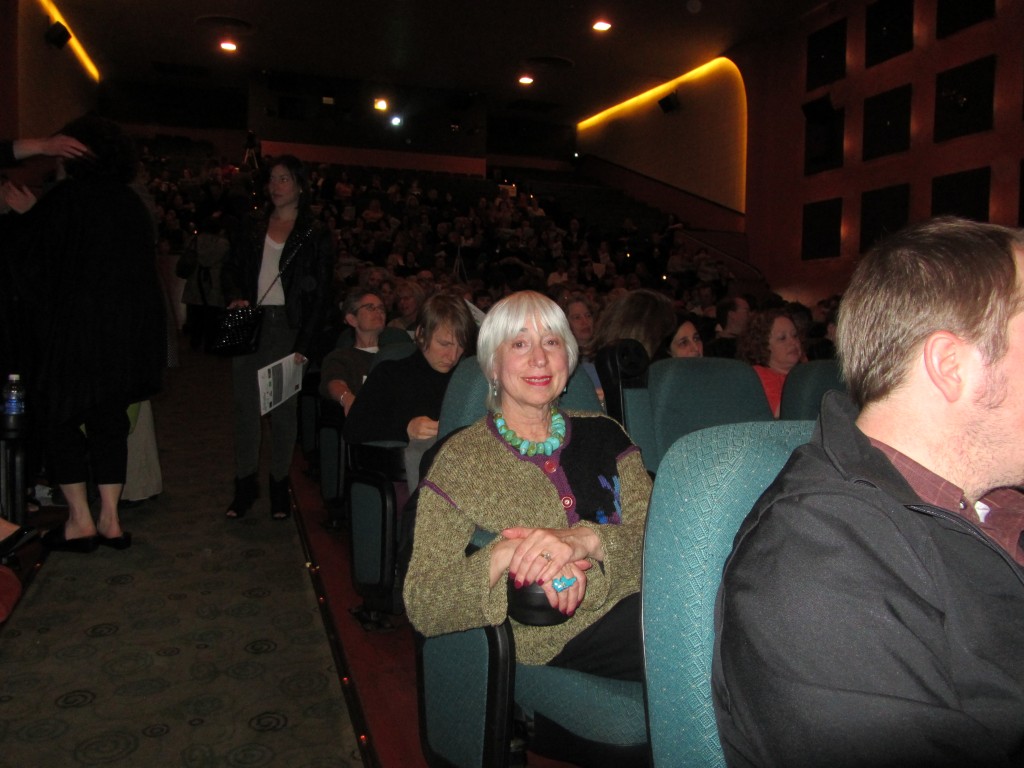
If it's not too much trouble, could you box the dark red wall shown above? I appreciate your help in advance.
[734,0,1024,305]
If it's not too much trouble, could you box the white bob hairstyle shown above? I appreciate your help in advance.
[476,290,579,411]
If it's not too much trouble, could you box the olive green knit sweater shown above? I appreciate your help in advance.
[403,411,651,665]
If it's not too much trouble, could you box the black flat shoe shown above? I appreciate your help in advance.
[41,527,99,553]
[0,526,38,558]
[97,532,132,550]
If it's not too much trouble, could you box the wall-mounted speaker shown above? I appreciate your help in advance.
[658,92,680,114]
[44,21,71,49]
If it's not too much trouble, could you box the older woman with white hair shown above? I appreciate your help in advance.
[404,290,651,684]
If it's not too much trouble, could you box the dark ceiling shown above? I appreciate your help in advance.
[57,0,823,126]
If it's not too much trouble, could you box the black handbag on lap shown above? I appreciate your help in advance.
[211,225,313,357]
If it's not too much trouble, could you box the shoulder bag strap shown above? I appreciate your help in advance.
[254,223,315,307]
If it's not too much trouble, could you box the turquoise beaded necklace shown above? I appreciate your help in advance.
[494,410,566,457]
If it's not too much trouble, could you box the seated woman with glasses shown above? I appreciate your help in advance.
[319,288,411,417]
[343,292,477,446]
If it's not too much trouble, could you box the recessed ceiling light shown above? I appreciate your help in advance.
[593,20,612,31]
[374,98,388,111]
[518,75,534,85]
[220,40,237,52]
[391,116,403,127]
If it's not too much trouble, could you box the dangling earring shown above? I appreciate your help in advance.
[491,379,500,399]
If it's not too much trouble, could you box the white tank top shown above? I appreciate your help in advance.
[257,235,287,306]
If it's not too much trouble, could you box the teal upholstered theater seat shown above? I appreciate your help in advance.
[779,358,846,421]
[642,420,815,767]
[641,357,775,474]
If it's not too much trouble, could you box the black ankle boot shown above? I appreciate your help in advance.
[226,474,258,519]
[269,475,291,520]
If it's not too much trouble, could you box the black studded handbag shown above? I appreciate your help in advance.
[211,225,313,357]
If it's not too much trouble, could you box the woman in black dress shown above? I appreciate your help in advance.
[6,116,166,552]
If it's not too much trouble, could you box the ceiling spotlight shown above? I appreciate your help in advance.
[391,115,403,127]
[374,98,388,111]
[220,40,237,52]
[593,20,612,31]
[518,75,534,85]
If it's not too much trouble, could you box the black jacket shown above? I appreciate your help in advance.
[222,210,333,358]
[713,391,1024,768]
[6,178,166,425]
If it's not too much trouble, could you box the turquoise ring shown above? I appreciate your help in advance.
[552,576,577,593]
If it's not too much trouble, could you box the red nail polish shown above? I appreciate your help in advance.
[537,579,544,585]
[514,580,523,589]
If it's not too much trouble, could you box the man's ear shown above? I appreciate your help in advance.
[922,331,969,403]
[344,313,357,329]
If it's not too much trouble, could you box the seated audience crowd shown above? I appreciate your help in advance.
[0,133,840,553]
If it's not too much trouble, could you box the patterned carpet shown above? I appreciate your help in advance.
[0,345,362,767]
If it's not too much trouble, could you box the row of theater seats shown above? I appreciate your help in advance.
[307,345,845,765]
[597,339,845,474]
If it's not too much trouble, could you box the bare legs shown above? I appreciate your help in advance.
[59,482,124,540]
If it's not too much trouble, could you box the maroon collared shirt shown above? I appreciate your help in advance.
[870,438,1024,566]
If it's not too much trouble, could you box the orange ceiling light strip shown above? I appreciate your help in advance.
[577,56,738,131]
[35,0,100,82]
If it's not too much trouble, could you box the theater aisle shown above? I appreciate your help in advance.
[0,345,362,766]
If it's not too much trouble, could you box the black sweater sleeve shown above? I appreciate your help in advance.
[343,351,454,444]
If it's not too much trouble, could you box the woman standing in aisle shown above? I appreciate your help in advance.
[222,156,332,520]
[5,116,166,552]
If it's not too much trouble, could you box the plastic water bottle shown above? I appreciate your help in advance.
[3,374,24,416]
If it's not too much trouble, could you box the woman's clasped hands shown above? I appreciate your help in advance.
[497,526,602,616]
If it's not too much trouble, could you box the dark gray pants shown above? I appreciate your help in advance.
[231,307,299,480]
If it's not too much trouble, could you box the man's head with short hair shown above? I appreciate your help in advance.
[837,217,1024,410]
[717,296,751,337]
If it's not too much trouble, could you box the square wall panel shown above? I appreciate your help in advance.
[807,19,847,91]
[802,198,844,259]
[931,166,991,221]
[804,97,845,175]
[860,183,910,251]
[865,0,914,68]
[863,84,912,160]
[936,0,995,39]
[934,56,996,142]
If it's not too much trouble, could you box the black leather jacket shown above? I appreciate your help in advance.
[223,210,333,358]
[713,391,1024,768]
